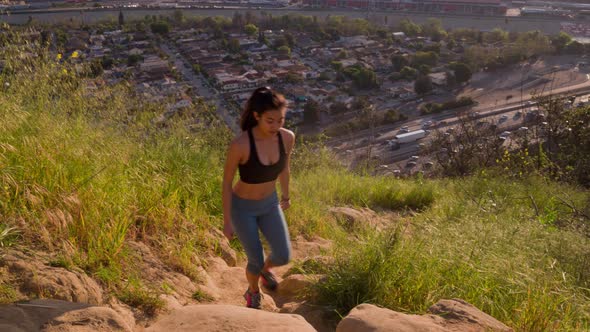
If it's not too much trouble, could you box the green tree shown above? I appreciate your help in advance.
[400,66,418,80]
[329,102,348,115]
[421,18,447,41]
[414,75,433,94]
[551,32,572,54]
[284,32,295,48]
[484,28,508,44]
[419,64,431,75]
[398,18,421,37]
[304,100,320,124]
[118,10,124,27]
[391,54,409,71]
[127,54,143,66]
[244,23,258,37]
[449,62,472,83]
[173,9,184,23]
[150,21,170,35]
[565,41,584,54]
[412,51,438,67]
[228,38,240,53]
[278,45,291,57]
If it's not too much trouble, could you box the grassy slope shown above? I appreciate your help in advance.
[0,45,589,330]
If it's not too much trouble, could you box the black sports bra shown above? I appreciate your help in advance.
[239,129,287,184]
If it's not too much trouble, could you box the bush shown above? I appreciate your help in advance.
[420,97,475,114]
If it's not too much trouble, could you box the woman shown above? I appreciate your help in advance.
[222,86,295,309]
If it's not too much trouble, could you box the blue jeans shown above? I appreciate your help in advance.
[231,191,292,275]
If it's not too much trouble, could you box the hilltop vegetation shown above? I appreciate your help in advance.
[0,36,589,331]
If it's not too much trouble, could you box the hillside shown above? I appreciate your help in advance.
[0,42,589,331]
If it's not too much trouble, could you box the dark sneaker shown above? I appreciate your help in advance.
[243,289,262,309]
[260,270,278,291]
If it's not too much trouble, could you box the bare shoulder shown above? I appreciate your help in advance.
[228,132,249,154]
[279,128,295,142]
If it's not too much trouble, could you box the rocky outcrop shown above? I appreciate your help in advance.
[0,251,103,305]
[428,299,513,332]
[143,304,317,332]
[41,306,133,332]
[337,300,513,332]
[0,299,131,332]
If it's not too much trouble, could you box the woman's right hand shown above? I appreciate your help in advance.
[223,222,234,241]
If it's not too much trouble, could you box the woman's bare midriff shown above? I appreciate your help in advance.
[233,180,278,200]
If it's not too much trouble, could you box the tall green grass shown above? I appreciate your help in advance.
[314,175,590,331]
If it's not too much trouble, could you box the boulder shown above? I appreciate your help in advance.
[0,299,132,332]
[278,274,320,298]
[144,304,317,332]
[280,301,338,332]
[337,303,447,332]
[337,300,513,332]
[1,251,103,304]
[41,306,133,332]
[428,298,513,332]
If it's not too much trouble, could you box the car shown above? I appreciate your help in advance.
[399,126,410,133]
[518,126,529,132]
[424,161,434,168]
[500,131,511,138]
[410,155,420,161]
[499,115,508,122]
[406,161,417,168]
[514,111,522,118]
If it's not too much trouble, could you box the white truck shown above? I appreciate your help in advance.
[395,129,427,144]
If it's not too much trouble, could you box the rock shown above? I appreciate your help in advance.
[125,241,198,304]
[41,306,133,332]
[144,304,317,332]
[329,207,388,231]
[428,299,513,332]
[337,301,513,332]
[337,303,447,332]
[278,274,319,297]
[1,251,103,305]
[211,229,238,267]
[280,301,338,332]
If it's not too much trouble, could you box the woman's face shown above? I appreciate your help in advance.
[255,108,286,135]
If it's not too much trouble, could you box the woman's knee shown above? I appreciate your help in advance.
[271,248,291,266]
[246,260,264,275]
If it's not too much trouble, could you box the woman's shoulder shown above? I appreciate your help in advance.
[229,132,250,150]
[279,128,295,140]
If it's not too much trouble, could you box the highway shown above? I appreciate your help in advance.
[339,89,590,170]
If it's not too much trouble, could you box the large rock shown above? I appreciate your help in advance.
[210,229,238,267]
[428,299,513,332]
[41,306,133,332]
[278,274,321,298]
[0,299,131,332]
[1,251,103,304]
[280,301,338,332]
[337,300,513,332]
[337,304,447,332]
[143,304,317,332]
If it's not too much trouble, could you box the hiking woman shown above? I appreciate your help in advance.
[222,86,294,309]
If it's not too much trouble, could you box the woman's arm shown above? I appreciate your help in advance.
[222,140,241,239]
[279,130,295,210]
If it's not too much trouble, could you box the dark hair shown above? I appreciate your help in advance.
[240,86,287,131]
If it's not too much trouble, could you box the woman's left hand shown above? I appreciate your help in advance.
[280,198,291,210]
